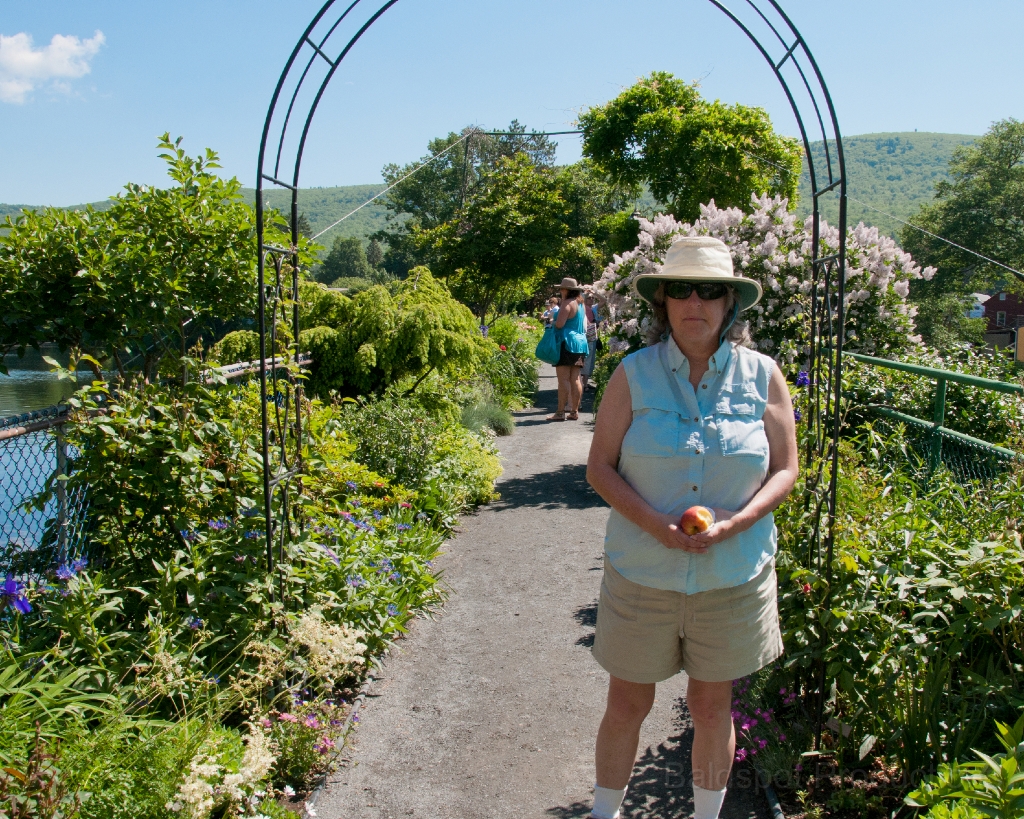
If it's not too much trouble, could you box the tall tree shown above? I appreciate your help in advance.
[415,154,567,321]
[374,122,558,277]
[316,236,371,284]
[578,72,801,222]
[902,118,1024,297]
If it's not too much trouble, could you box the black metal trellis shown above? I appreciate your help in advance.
[255,0,848,748]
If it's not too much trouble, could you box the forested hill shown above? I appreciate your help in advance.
[797,132,977,237]
[2,132,976,243]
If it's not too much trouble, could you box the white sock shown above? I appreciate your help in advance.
[591,784,626,819]
[693,784,727,819]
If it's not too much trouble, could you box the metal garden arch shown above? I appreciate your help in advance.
[255,0,848,745]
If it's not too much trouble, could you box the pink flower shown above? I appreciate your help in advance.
[735,748,748,762]
[305,715,320,729]
[260,718,273,729]
[278,712,298,723]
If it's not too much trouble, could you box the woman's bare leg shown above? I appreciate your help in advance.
[687,678,735,791]
[554,365,570,416]
[569,367,583,415]
[595,675,656,789]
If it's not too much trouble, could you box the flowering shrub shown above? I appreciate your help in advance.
[592,194,935,371]
[265,699,351,789]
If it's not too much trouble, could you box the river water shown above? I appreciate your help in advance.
[0,347,84,419]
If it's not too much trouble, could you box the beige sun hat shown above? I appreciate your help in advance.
[632,236,763,311]
[558,276,581,290]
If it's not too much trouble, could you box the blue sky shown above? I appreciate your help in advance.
[2,0,1022,205]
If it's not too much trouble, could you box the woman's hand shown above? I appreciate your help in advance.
[655,508,738,554]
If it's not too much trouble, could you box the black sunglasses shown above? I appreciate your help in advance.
[663,281,730,301]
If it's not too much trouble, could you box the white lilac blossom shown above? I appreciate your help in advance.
[592,194,926,371]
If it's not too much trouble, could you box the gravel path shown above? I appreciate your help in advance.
[314,365,770,819]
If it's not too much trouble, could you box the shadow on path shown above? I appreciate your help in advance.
[573,601,598,647]
[491,462,607,511]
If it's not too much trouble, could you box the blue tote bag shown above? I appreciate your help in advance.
[534,325,560,365]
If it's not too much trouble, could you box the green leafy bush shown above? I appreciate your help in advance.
[906,712,1024,819]
[483,339,538,411]
[209,329,260,366]
[300,267,488,398]
[772,437,1024,780]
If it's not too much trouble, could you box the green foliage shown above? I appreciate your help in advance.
[210,330,260,366]
[375,122,557,277]
[903,119,1024,297]
[315,235,371,284]
[248,184,393,246]
[579,72,802,222]
[842,347,1024,447]
[591,349,626,412]
[772,435,1024,779]
[336,382,501,513]
[0,135,304,380]
[913,293,989,349]
[482,338,539,411]
[416,154,568,320]
[907,712,1024,819]
[301,267,488,398]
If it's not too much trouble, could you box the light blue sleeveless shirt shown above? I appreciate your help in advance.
[604,337,777,594]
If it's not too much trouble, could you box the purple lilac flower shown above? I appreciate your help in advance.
[795,370,810,388]
[387,604,399,617]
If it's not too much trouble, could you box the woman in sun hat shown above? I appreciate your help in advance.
[584,236,799,819]
[548,276,590,421]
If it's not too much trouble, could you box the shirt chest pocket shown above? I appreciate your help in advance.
[715,392,769,458]
[621,409,681,457]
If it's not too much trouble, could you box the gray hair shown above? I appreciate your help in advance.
[645,283,754,348]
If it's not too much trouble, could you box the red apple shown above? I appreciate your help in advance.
[680,505,715,535]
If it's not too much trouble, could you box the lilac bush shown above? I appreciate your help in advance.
[593,194,935,372]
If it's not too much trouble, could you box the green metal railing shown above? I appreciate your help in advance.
[843,351,1024,482]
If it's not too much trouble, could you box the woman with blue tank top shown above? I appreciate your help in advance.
[584,236,799,819]
[548,276,591,421]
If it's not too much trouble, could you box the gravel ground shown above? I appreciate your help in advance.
[313,365,770,819]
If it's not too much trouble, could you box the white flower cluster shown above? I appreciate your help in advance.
[165,725,277,818]
[289,608,367,686]
[592,194,935,369]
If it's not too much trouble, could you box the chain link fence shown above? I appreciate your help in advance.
[0,406,90,576]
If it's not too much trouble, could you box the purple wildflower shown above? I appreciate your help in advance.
[207,518,230,531]
[347,575,364,588]
[2,575,31,614]
[244,530,261,539]
[387,604,399,617]
[396,524,411,531]
[795,371,810,388]
[315,735,335,754]
[304,715,320,729]
[793,409,803,422]
[735,748,747,762]
[186,616,203,630]
[55,564,76,581]
[345,481,357,491]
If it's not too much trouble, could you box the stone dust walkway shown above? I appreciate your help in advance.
[313,365,770,819]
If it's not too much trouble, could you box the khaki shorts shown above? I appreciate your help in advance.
[592,558,783,684]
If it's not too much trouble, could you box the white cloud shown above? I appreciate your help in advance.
[0,30,105,104]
